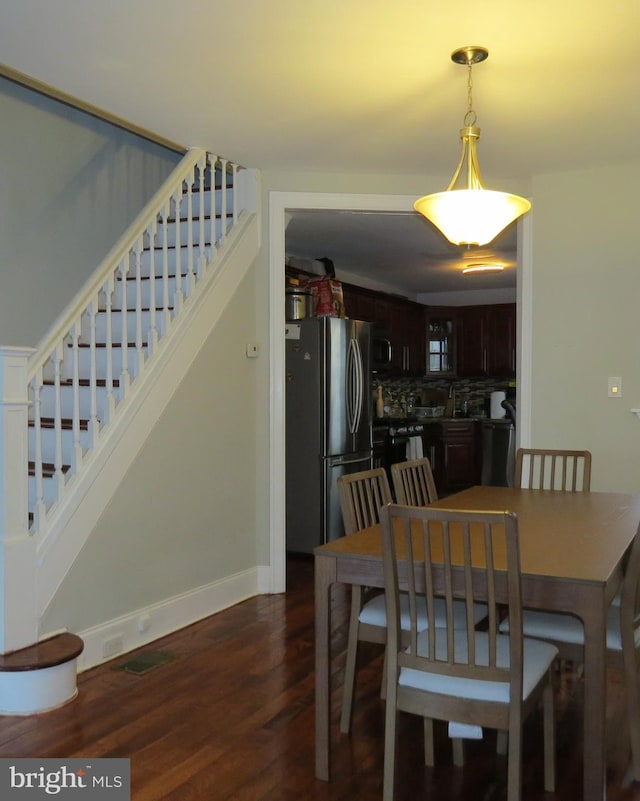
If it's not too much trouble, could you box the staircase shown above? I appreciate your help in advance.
[27,150,249,536]
[0,147,259,709]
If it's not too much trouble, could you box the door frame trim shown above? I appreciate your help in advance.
[268,191,533,592]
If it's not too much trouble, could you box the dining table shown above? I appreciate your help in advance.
[314,484,640,801]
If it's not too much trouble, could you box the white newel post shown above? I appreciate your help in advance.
[0,347,38,653]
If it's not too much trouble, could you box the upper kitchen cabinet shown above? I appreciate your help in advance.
[388,298,425,376]
[342,283,425,377]
[456,303,516,377]
[425,308,456,377]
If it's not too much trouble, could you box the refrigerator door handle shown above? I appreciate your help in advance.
[329,454,372,467]
[346,336,364,435]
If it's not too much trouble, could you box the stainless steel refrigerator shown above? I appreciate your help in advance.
[286,317,373,553]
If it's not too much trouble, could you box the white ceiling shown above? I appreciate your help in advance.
[284,210,518,295]
[1,0,637,294]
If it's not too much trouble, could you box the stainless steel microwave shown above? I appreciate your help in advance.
[372,333,392,371]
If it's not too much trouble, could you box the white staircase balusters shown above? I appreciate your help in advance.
[185,175,195,298]
[231,162,239,226]
[87,300,100,443]
[208,153,218,253]
[30,366,46,531]
[197,157,206,280]
[103,272,116,425]
[52,344,65,498]
[70,320,83,472]
[173,187,183,313]
[219,158,228,247]
[133,237,145,377]
[147,218,159,356]
[118,258,131,393]
[20,149,252,545]
[160,200,171,335]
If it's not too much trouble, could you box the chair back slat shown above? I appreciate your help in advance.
[515,448,591,491]
[391,458,438,506]
[380,504,522,692]
[337,467,392,535]
[620,526,640,653]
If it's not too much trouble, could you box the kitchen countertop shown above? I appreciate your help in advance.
[374,415,490,425]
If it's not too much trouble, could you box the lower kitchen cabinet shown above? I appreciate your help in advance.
[423,420,480,497]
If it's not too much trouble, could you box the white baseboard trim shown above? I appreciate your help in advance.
[76,564,274,673]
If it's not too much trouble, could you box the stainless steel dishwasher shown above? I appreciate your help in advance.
[481,418,515,486]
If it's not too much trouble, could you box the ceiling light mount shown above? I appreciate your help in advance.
[414,46,531,247]
[450,45,488,66]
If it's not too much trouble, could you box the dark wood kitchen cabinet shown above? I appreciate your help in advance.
[388,298,425,376]
[342,283,425,376]
[425,308,456,376]
[456,303,516,378]
[423,420,480,496]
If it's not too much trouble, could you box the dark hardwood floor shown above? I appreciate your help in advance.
[1,555,639,800]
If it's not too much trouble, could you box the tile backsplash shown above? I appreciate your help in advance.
[372,376,515,417]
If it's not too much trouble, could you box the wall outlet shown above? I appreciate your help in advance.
[102,635,123,659]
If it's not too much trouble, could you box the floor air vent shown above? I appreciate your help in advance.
[113,651,174,676]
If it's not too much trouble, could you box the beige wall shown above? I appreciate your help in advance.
[529,161,640,492]
[42,157,640,636]
[0,76,181,346]
[42,269,258,632]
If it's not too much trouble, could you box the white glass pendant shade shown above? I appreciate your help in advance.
[414,188,531,247]
[414,57,532,247]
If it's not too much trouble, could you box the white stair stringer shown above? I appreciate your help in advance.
[36,207,260,617]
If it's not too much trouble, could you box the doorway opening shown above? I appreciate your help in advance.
[268,192,533,593]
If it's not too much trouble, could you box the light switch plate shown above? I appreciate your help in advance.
[608,376,622,397]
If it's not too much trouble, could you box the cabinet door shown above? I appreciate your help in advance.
[443,439,477,490]
[388,299,425,376]
[426,310,456,376]
[456,307,488,377]
[406,302,426,375]
[422,425,444,490]
[342,284,376,322]
[441,421,480,494]
[456,304,517,378]
[487,304,516,376]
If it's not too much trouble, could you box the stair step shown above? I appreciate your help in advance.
[29,424,92,466]
[150,217,215,249]
[29,461,71,478]
[110,276,182,309]
[41,378,121,388]
[80,309,157,343]
[31,382,118,423]
[0,633,83,673]
[36,417,89,430]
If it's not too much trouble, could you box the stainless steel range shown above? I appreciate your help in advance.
[374,419,426,476]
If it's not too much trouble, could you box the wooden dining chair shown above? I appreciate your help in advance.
[515,448,592,491]
[337,468,393,734]
[501,521,640,780]
[379,504,557,801]
[337,467,486,749]
[391,457,438,506]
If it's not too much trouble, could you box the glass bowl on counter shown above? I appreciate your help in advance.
[415,406,446,419]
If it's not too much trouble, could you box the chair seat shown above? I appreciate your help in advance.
[500,606,623,651]
[399,629,558,703]
[359,593,488,631]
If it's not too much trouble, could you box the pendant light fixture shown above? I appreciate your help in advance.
[414,46,531,246]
